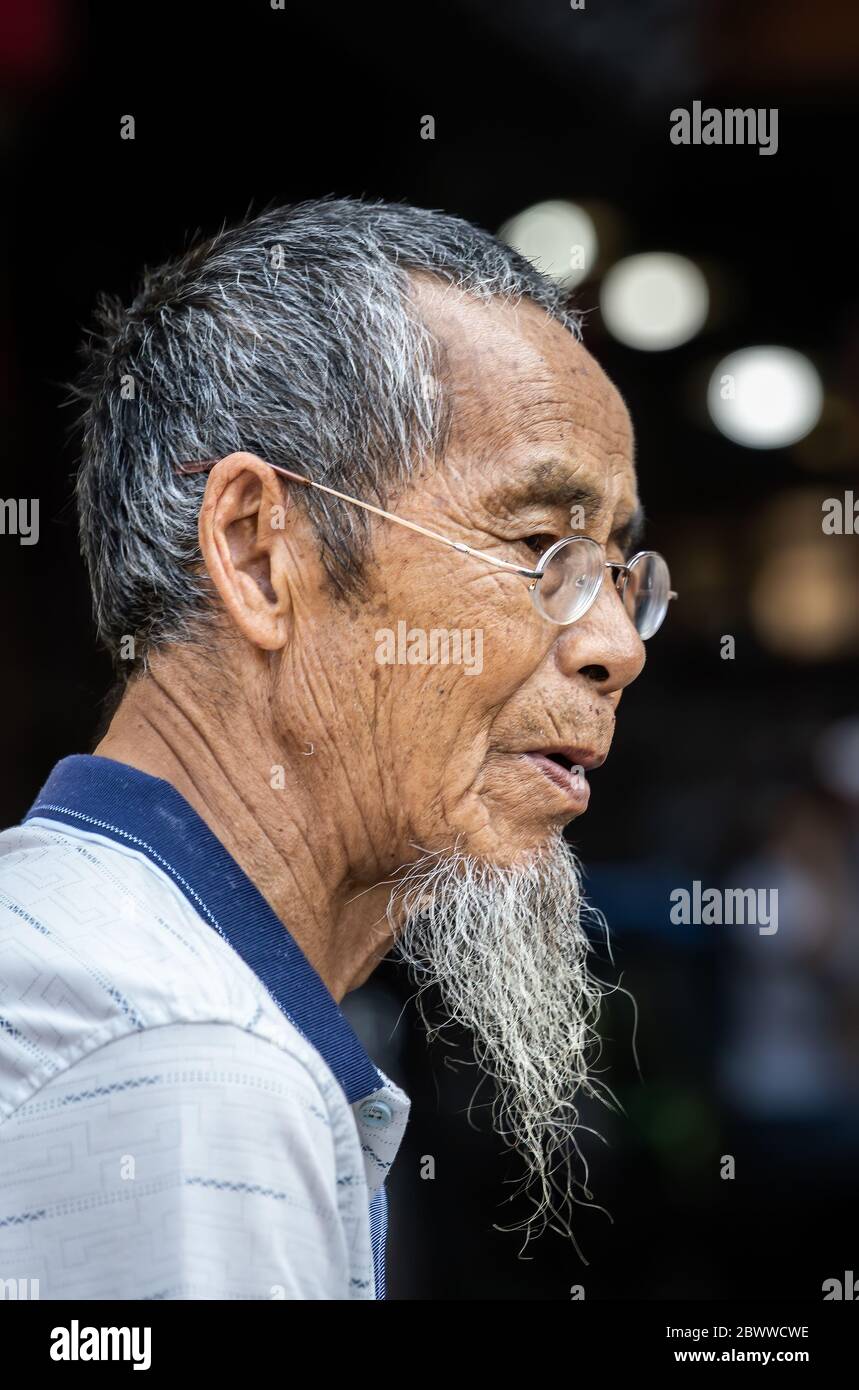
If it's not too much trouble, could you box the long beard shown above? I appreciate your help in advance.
[389,836,614,1253]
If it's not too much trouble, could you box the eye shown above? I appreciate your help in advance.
[520,533,556,557]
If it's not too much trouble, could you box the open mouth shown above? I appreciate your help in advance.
[543,751,576,772]
[521,750,593,807]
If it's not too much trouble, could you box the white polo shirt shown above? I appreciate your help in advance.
[0,755,410,1300]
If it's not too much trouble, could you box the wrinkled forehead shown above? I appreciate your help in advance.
[412,275,639,527]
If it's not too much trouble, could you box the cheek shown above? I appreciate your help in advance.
[385,621,547,764]
[377,547,553,741]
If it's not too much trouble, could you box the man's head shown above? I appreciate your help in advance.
[75,197,644,869]
[74,198,649,1239]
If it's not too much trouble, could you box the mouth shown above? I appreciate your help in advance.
[519,747,606,811]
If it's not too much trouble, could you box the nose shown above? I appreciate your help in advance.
[554,570,646,695]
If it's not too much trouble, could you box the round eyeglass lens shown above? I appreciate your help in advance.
[623,551,671,639]
[531,536,605,624]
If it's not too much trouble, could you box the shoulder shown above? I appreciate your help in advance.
[0,820,339,1122]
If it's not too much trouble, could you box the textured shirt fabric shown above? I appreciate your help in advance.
[0,755,410,1300]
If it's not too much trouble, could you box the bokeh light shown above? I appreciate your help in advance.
[750,540,858,658]
[708,346,823,449]
[600,252,709,350]
[498,199,598,288]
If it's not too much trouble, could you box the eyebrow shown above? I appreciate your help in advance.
[489,459,647,557]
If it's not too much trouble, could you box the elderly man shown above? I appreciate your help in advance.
[0,198,672,1300]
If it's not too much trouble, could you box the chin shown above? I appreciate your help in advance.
[445,814,570,870]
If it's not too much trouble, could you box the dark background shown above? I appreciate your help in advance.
[2,0,858,1299]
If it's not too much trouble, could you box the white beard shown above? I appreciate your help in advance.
[389,835,612,1250]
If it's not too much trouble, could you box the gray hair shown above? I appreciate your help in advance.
[71,196,582,673]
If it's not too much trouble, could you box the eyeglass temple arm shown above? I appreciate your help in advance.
[176,458,542,579]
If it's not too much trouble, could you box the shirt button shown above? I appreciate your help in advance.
[359,1099,393,1127]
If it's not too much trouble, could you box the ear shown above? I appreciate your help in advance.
[198,451,299,652]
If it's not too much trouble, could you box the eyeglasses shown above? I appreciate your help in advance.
[175,457,677,638]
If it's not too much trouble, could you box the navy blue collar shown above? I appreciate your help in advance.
[24,754,383,1105]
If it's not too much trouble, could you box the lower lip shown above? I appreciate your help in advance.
[522,753,591,809]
